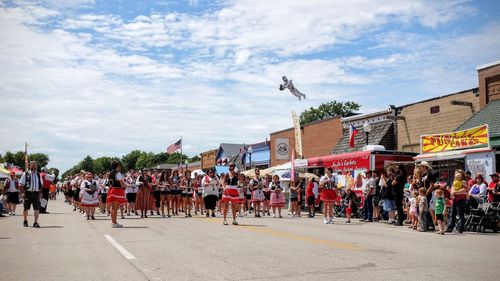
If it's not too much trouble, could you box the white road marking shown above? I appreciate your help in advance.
[104,234,136,260]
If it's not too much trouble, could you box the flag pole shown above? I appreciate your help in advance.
[24,142,29,171]
[180,136,183,171]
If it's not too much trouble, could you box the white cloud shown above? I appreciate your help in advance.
[0,1,498,173]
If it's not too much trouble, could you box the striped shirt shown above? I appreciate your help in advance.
[19,171,42,192]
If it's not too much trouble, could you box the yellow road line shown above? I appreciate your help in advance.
[203,218,361,251]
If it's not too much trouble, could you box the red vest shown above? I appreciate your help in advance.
[41,172,51,189]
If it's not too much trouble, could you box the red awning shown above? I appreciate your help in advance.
[307,151,371,171]
[8,166,24,174]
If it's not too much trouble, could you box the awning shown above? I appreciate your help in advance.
[414,147,493,162]
[308,151,371,169]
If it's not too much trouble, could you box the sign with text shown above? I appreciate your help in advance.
[420,124,489,154]
[291,111,303,158]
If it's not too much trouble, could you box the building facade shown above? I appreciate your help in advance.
[269,116,343,167]
[396,88,480,153]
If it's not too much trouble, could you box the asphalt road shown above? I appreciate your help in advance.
[1,199,499,281]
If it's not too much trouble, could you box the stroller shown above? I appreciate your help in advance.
[465,201,500,233]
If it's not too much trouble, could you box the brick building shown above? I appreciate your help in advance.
[478,60,500,108]
[396,88,480,153]
[269,116,343,166]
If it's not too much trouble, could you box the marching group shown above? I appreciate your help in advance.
[3,160,500,233]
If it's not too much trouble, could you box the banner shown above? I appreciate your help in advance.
[291,111,303,158]
[275,138,290,160]
[420,124,489,154]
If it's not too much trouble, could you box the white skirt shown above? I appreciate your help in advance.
[81,190,99,206]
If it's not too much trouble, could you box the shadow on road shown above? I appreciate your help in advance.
[122,226,149,229]
[39,226,64,228]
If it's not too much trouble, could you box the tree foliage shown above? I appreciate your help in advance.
[62,150,199,179]
[299,101,360,125]
[2,151,50,169]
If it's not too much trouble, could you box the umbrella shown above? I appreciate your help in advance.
[191,169,206,178]
[299,172,320,180]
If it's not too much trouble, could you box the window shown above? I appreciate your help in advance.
[430,106,440,114]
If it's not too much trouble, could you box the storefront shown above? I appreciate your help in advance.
[415,124,496,182]
[242,141,270,170]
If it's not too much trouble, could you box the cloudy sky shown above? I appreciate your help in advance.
[1,0,499,172]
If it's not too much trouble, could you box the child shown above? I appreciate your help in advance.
[417,187,428,232]
[408,190,419,230]
[269,175,285,218]
[451,170,464,199]
[434,189,445,235]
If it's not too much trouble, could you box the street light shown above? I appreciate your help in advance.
[247,145,253,169]
[363,122,372,145]
[185,159,189,170]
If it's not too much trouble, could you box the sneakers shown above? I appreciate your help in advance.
[211,213,216,218]
[111,223,123,228]
[324,218,329,224]
[328,218,333,224]
[232,221,239,225]
[23,220,29,227]
[223,221,228,225]
[33,222,40,228]
[91,216,95,220]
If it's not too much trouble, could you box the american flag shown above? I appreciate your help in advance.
[167,139,182,153]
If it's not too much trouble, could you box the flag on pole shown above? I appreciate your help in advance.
[349,124,358,148]
[290,151,296,182]
[167,139,182,153]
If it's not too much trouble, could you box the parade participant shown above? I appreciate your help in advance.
[262,174,272,216]
[170,169,181,215]
[289,179,300,217]
[71,174,82,212]
[39,167,55,214]
[107,161,127,228]
[126,171,138,216]
[136,170,152,218]
[19,161,43,228]
[320,167,338,224]
[98,173,108,214]
[80,172,99,220]
[49,182,56,200]
[183,170,194,217]
[202,169,218,217]
[159,170,172,218]
[237,173,246,217]
[194,173,204,216]
[151,170,161,216]
[4,171,20,215]
[221,163,240,225]
[269,175,285,218]
[244,175,252,213]
[306,176,316,218]
[250,168,265,217]
[217,173,225,213]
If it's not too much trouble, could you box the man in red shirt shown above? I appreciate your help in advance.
[306,177,315,218]
[487,173,499,203]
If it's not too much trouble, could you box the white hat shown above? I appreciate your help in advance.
[418,161,432,169]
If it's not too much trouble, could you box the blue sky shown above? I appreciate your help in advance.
[1,0,499,172]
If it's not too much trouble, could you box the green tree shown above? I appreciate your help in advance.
[30,153,50,168]
[93,157,113,175]
[0,153,3,163]
[135,152,155,170]
[299,101,360,125]
[80,155,94,173]
[121,150,143,171]
[190,155,201,162]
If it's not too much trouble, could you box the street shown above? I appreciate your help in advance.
[1,200,499,281]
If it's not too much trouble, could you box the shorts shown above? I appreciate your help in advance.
[435,214,444,221]
[373,196,380,207]
[126,193,137,203]
[24,191,40,211]
[204,195,218,210]
[307,195,315,206]
[73,189,80,202]
[384,199,395,211]
[100,193,107,203]
[161,190,171,195]
[290,197,298,202]
[7,192,20,204]
[196,192,203,197]
[245,194,252,200]
[181,193,188,198]
[67,190,74,197]
[171,190,181,196]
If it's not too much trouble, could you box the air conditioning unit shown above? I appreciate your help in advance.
[363,145,385,151]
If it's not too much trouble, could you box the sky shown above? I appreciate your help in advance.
[1,0,500,172]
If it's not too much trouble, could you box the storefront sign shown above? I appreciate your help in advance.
[275,138,290,160]
[291,111,303,157]
[420,124,489,154]
[330,155,370,172]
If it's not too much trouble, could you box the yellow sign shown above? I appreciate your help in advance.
[291,111,303,158]
[420,124,489,154]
